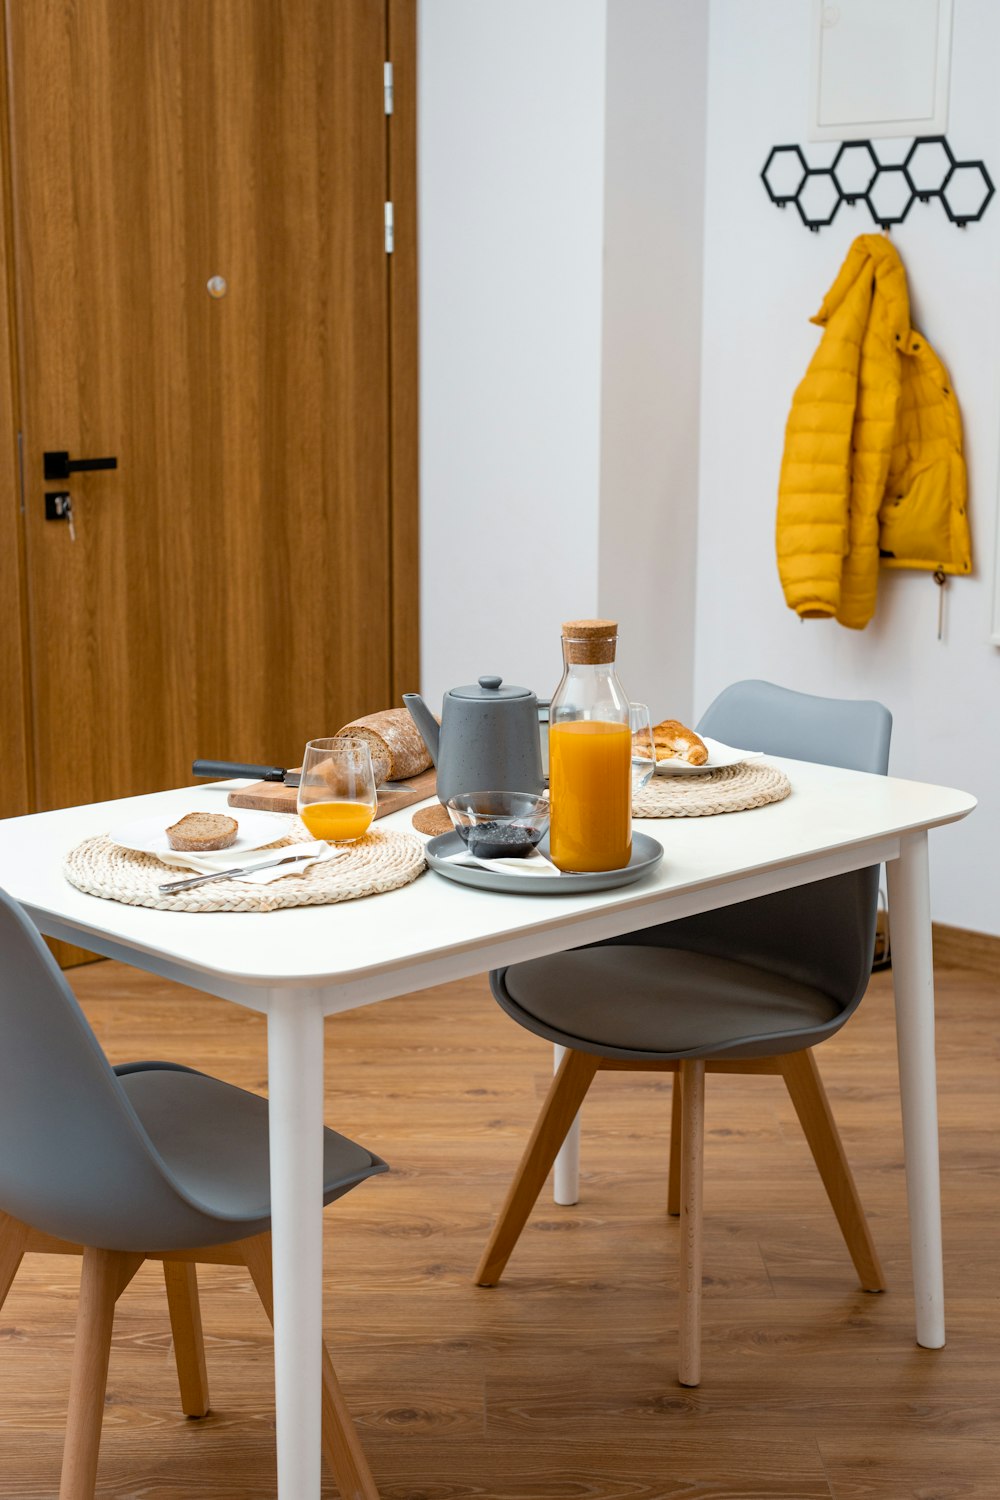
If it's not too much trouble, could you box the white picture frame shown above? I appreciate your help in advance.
[809,0,953,143]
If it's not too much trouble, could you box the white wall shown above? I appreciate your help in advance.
[696,0,1000,933]
[418,0,992,931]
[598,0,707,721]
[419,0,707,717]
[418,0,608,710]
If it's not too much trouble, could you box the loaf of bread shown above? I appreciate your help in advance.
[651,719,709,765]
[333,708,431,786]
[166,812,239,851]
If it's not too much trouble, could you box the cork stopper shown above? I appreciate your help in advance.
[561,618,618,665]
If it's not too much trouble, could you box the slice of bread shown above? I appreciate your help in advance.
[166,812,239,852]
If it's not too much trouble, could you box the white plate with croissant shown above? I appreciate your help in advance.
[635,721,762,777]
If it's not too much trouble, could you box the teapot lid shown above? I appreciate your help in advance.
[451,675,533,701]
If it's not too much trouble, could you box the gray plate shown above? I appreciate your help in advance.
[425,830,664,896]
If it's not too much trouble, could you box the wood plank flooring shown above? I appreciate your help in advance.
[0,952,996,1498]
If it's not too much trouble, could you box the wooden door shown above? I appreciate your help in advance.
[5,0,416,811]
[0,137,31,821]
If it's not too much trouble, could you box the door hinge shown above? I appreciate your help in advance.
[384,61,393,115]
[384,201,394,254]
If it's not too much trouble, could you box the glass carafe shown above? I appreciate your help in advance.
[548,619,632,872]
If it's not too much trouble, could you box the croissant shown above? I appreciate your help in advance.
[651,719,708,765]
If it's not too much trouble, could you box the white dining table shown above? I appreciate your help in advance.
[0,759,975,1500]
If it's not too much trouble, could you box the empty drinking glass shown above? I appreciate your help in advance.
[629,703,657,800]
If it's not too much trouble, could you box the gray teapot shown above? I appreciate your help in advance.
[403,677,544,805]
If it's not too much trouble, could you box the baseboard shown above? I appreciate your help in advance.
[932,922,1000,975]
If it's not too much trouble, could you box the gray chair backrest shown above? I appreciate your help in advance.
[0,889,236,1249]
[617,681,891,1014]
[698,679,891,776]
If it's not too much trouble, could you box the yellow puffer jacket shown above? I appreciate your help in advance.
[776,234,971,629]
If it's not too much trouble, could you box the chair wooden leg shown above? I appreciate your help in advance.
[0,1212,29,1313]
[238,1232,380,1500]
[59,1248,143,1500]
[678,1059,705,1388]
[163,1261,210,1418]
[667,1072,683,1216]
[318,1340,379,1500]
[476,1049,601,1287]
[779,1049,886,1292]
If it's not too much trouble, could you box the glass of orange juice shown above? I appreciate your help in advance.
[297,738,376,842]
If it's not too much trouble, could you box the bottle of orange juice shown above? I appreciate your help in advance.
[548,619,632,872]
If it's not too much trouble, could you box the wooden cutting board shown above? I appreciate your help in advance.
[227,766,437,818]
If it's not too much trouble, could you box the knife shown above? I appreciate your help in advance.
[192,759,301,787]
[158,851,318,893]
[192,758,415,791]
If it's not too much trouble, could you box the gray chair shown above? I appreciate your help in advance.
[477,681,891,1387]
[0,888,386,1500]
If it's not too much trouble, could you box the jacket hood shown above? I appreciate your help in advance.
[810,234,912,346]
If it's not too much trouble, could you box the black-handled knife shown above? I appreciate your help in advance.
[192,759,301,787]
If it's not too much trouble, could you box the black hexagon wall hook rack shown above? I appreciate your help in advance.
[761,145,808,207]
[866,165,915,228]
[796,169,841,230]
[904,136,954,201]
[832,141,878,204]
[942,161,995,227]
[761,135,993,231]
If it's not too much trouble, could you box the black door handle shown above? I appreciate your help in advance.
[43,450,118,481]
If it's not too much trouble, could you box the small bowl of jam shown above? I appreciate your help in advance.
[446,791,550,860]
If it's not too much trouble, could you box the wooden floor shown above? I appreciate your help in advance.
[0,950,997,1499]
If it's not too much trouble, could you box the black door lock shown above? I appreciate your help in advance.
[44,491,76,539]
[43,450,118,480]
[44,491,72,521]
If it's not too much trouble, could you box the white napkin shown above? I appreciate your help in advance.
[445,847,563,878]
[157,841,342,885]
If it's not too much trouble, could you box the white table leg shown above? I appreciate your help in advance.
[886,830,945,1349]
[267,988,326,1498]
[553,1043,581,1204]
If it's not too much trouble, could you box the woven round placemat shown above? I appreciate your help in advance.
[63,824,426,912]
[632,760,791,818]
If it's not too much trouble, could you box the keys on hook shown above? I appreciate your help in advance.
[933,567,947,641]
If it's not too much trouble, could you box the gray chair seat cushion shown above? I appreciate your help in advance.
[497,946,843,1060]
[117,1064,386,1230]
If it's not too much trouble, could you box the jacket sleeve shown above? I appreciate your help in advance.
[776,327,861,620]
[832,249,909,628]
[879,342,972,577]
[776,244,883,622]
